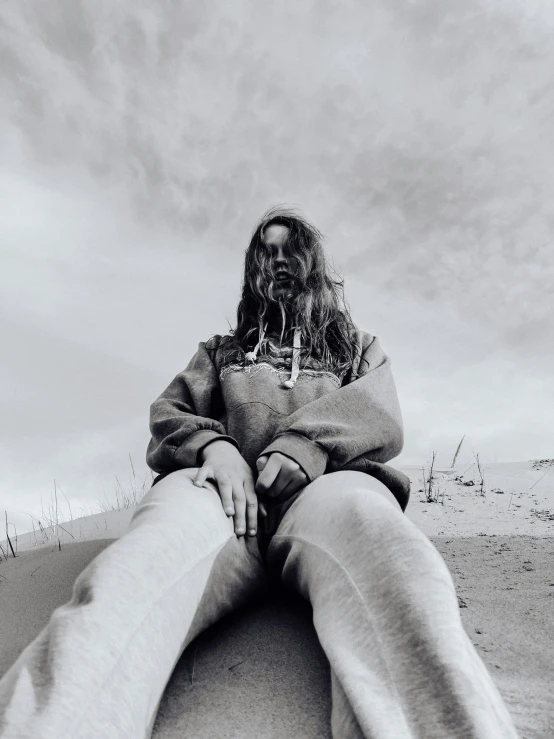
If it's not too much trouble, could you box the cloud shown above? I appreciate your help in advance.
[1,0,553,533]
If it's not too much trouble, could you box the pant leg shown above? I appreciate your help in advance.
[330,668,365,739]
[266,471,519,739]
[0,469,266,739]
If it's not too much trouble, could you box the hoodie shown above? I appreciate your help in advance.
[146,327,411,537]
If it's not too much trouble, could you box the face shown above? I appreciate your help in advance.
[261,224,298,299]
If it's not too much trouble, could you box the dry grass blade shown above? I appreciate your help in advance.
[530,466,551,490]
[475,453,485,497]
[425,451,437,502]
[5,511,16,558]
[54,479,61,550]
[451,435,465,468]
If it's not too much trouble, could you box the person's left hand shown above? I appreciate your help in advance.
[255,452,309,503]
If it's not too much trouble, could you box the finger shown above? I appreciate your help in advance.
[256,455,269,473]
[194,465,213,488]
[264,455,299,498]
[272,473,307,503]
[243,476,259,536]
[214,472,235,517]
[231,479,247,537]
[266,465,297,499]
[255,455,281,496]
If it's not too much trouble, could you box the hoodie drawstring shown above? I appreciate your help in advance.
[245,321,267,363]
[245,323,301,389]
[283,327,301,389]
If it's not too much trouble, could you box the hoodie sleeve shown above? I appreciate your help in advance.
[258,333,404,482]
[146,339,238,474]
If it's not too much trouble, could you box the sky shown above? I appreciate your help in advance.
[1,0,553,536]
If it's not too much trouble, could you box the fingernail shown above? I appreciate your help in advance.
[225,507,235,515]
[248,529,256,536]
[236,528,245,535]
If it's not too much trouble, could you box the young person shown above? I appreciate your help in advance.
[0,208,519,739]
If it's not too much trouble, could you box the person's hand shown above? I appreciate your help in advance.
[255,452,309,503]
[194,440,264,538]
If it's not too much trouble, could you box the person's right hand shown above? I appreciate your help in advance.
[194,440,263,538]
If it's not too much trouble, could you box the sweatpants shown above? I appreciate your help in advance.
[0,469,519,738]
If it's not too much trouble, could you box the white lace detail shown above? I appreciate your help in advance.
[220,361,341,387]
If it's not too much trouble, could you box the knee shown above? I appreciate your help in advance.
[305,472,404,531]
[288,472,452,583]
[72,470,238,603]
[129,468,232,542]
[285,471,428,557]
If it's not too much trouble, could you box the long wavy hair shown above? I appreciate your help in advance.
[231,206,358,372]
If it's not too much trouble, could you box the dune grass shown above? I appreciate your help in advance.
[1,455,153,559]
[3,452,552,560]
[96,454,153,513]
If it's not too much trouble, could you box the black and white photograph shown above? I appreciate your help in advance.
[1,2,552,737]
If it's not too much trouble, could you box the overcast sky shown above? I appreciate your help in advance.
[1,0,553,536]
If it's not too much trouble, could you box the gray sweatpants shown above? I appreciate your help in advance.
[0,469,519,738]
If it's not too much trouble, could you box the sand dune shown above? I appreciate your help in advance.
[403,459,554,537]
[3,460,552,554]
[1,460,552,737]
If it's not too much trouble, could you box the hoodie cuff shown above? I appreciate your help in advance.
[260,433,328,482]
[174,430,239,469]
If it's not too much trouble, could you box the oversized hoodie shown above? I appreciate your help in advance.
[146,327,411,537]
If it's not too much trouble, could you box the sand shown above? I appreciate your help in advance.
[1,460,553,737]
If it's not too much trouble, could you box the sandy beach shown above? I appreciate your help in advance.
[1,460,553,738]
